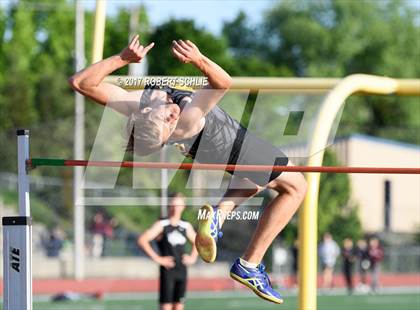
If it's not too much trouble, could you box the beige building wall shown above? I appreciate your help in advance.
[342,136,420,233]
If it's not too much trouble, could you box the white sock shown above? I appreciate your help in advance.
[239,257,258,269]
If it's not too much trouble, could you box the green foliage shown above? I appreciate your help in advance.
[148,19,234,75]
[281,150,362,245]
[1,189,64,229]
[318,150,362,243]
[0,3,38,130]
[223,0,420,144]
[106,206,160,232]
[32,0,74,122]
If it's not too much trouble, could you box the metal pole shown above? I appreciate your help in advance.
[298,74,404,310]
[160,149,168,218]
[92,0,107,63]
[17,131,30,217]
[74,0,85,281]
[128,6,147,76]
[3,129,32,309]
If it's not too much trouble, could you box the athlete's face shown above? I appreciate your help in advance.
[140,90,181,143]
[168,196,186,218]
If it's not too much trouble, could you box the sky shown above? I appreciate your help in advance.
[1,0,418,34]
[84,0,275,35]
[0,0,275,35]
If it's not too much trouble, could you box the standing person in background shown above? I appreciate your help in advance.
[368,237,384,293]
[289,239,299,289]
[341,238,356,295]
[356,239,370,293]
[43,227,65,258]
[102,216,117,256]
[90,212,107,258]
[319,232,340,291]
[90,211,116,257]
[138,193,198,310]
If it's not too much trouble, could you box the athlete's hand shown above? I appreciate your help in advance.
[156,256,176,269]
[120,34,154,63]
[171,39,203,65]
[182,254,197,266]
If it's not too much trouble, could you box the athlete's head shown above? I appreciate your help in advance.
[126,86,182,156]
[168,192,186,218]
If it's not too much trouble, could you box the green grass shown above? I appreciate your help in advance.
[31,292,420,310]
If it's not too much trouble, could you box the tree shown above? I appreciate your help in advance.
[281,150,362,245]
[32,0,74,123]
[0,3,38,131]
[222,11,292,77]
[223,1,420,144]
[318,150,362,243]
[148,19,234,76]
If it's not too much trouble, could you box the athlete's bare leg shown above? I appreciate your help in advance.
[173,302,184,310]
[196,176,262,262]
[217,176,263,225]
[242,163,307,264]
[160,303,172,310]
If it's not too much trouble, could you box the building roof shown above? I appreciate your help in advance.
[335,134,420,151]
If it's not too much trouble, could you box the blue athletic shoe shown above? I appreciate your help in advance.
[195,204,223,263]
[230,258,283,304]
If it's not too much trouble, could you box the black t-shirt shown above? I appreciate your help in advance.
[167,88,246,165]
[156,219,189,275]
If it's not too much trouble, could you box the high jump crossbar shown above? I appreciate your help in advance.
[28,158,420,174]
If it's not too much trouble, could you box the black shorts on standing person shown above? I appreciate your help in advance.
[356,239,370,287]
[157,219,189,304]
[341,238,355,294]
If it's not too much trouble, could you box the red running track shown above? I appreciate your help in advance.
[0,274,418,295]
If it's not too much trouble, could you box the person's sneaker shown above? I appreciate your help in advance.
[230,258,283,304]
[195,204,223,263]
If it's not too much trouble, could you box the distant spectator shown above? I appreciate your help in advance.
[289,239,299,288]
[341,238,356,294]
[43,228,64,257]
[90,212,115,257]
[319,232,340,290]
[102,217,117,256]
[51,291,103,302]
[355,239,370,292]
[368,238,384,293]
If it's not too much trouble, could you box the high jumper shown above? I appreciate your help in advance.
[68,35,307,304]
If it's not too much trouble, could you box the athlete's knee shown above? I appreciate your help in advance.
[173,302,184,310]
[269,172,307,203]
[295,173,307,201]
[160,303,172,310]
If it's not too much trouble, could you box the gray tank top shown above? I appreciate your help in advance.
[168,96,247,165]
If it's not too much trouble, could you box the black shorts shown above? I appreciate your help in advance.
[159,270,187,304]
[228,131,289,186]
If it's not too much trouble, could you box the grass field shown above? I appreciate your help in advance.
[30,291,420,310]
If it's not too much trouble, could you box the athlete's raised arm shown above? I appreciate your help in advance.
[68,35,154,116]
[171,40,232,127]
